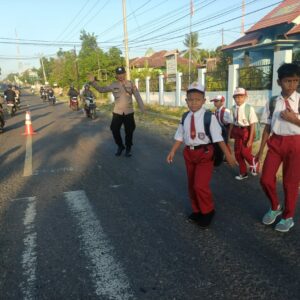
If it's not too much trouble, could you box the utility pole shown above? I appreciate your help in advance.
[15,29,23,76]
[221,28,224,48]
[40,56,47,84]
[241,0,245,35]
[122,0,130,80]
[188,0,194,85]
[74,46,80,91]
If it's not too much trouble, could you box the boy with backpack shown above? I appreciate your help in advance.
[228,88,260,180]
[211,95,232,153]
[166,82,235,228]
[256,63,300,232]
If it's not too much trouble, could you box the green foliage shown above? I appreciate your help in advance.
[32,30,125,89]
[238,65,272,90]
[18,68,39,85]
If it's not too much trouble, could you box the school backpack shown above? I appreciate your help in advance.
[181,111,227,166]
[232,104,261,142]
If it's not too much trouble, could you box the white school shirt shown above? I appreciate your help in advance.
[174,108,224,146]
[260,91,300,136]
[215,105,233,126]
[231,102,258,126]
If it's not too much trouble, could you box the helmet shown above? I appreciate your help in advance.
[84,83,90,89]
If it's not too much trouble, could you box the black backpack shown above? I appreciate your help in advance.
[181,111,227,166]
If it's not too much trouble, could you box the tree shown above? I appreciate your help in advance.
[183,32,201,63]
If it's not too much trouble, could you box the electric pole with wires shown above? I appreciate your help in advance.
[122,0,131,80]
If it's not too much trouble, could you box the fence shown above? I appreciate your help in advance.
[205,70,228,91]
[238,64,273,90]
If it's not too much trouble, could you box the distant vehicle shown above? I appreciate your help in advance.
[70,96,79,111]
[85,96,96,119]
[0,103,5,132]
[0,83,8,98]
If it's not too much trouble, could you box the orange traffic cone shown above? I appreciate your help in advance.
[23,111,36,135]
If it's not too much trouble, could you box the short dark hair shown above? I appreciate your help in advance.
[277,63,300,80]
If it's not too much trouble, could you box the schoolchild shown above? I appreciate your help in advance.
[210,95,232,153]
[256,63,300,232]
[210,95,232,127]
[166,82,236,228]
[228,88,259,180]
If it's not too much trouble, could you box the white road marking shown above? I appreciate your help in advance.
[32,167,75,176]
[64,190,133,300]
[23,136,33,177]
[20,196,37,300]
[110,184,122,188]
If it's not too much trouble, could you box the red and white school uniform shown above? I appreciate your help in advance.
[174,108,223,214]
[215,105,232,126]
[260,91,300,219]
[215,105,233,153]
[231,103,258,175]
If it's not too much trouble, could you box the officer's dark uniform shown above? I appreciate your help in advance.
[90,66,145,157]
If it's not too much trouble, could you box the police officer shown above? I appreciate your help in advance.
[88,67,145,157]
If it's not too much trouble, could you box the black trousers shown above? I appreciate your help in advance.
[110,113,136,148]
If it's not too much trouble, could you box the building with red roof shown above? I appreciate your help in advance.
[223,0,300,66]
[130,49,200,71]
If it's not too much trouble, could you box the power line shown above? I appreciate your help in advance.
[122,1,281,49]
[126,0,261,46]
[97,0,155,38]
[55,0,92,41]
[67,0,111,41]
[59,0,101,42]
[123,0,280,47]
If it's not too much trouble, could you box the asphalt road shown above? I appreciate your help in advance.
[0,92,299,300]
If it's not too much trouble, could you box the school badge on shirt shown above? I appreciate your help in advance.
[198,132,206,140]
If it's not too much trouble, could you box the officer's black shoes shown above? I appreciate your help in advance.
[188,212,202,222]
[125,146,132,157]
[197,210,215,228]
[115,145,125,156]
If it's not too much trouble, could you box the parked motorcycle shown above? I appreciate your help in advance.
[70,96,79,111]
[85,96,96,119]
[0,104,5,132]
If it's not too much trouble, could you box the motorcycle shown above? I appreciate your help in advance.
[70,96,79,111]
[48,93,56,105]
[15,94,21,110]
[6,100,16,117]
[41,91,47,102]
[0,104,5,132]
[85,96,96,119]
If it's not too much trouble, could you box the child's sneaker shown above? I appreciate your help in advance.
[275,218,294,232]
[250,157,260,176]
[235,174,248,180]
[262,207,282,225]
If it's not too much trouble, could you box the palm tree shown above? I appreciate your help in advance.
[183,32,201,63]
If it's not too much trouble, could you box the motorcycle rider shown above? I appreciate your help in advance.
[0,102,5,132]
[47,87,55,103]
[67,85,79,108]
[4,84,16,104]
[80,84,95,116]
[12,85,20,108]
[40,86,45,98]
[4,84,17,116]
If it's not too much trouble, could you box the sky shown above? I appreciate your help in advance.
[0,0,283,78]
